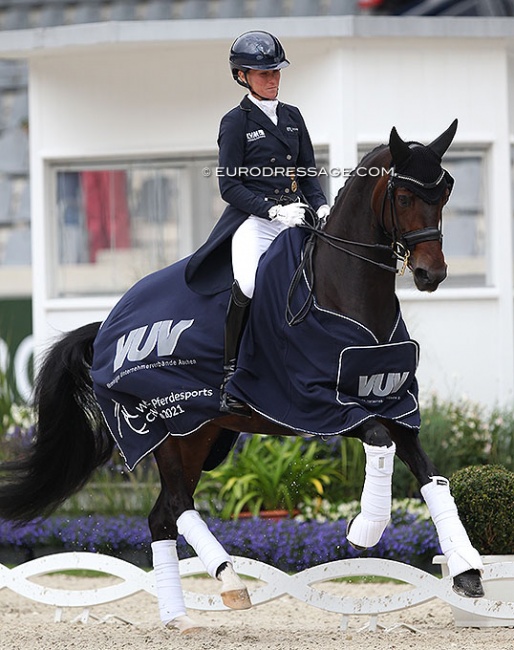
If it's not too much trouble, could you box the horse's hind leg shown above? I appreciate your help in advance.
[389,422,484,598]
[176,510,251,609]
[149,488,201,634]
[346,419,396,549]
[151,427,251,628]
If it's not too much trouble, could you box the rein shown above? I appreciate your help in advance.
[285,169,450,326]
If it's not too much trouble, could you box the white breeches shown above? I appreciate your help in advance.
[231,215,290,298]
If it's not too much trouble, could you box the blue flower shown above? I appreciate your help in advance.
[0,509,440,572]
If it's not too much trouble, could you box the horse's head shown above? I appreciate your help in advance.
[372,120,457,292]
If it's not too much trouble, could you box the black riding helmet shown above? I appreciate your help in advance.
[230,31,290,91]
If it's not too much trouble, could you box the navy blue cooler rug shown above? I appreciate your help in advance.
[91,256,230,469]
[229,227,420,436]
[91,228,420,469]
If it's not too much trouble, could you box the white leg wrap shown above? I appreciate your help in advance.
[151,540,187,625]
[177,510,232,579]
[347,442,396,548]
[421,476,484,577]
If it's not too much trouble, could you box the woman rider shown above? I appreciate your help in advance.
[185,30,329,415]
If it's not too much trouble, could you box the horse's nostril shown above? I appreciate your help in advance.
[414,268,433,287]
[414,265,447,290]
[415,268,429,282]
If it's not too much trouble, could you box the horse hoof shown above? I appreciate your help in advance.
[221,588,252,610]
[166,615,206,634]
[345,517,367,551]
[452,569,485,598]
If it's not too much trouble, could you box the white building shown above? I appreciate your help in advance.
[0,12,513,408]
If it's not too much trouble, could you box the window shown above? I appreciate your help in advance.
[439,152,486,288]
[50,150,330,299]
[51,157,223,298]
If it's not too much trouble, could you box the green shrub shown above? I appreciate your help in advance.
[196,435,344,519]
[393,396,514,498]
[450,464,514,554]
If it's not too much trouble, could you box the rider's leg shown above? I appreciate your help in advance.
[220,279,252,415]
[220,215,288,415]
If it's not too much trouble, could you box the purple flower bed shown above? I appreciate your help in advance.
[204,515,440,573]
[0,513,440,572]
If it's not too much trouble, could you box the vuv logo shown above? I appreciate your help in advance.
[113,319,194,372]
[358,372,410,398]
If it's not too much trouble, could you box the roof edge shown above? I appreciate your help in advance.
[0,16,513,58]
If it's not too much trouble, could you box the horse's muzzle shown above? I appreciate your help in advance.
[412,263,448,292]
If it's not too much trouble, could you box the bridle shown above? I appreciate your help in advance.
[383,166,454,272]
[304,165,454,275]
[286,166,454,325]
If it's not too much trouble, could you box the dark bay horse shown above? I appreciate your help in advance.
[0,120,484,633]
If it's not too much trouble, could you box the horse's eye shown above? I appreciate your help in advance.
[397,194,412,207]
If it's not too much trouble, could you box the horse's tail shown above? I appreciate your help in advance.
[0,322,114,522]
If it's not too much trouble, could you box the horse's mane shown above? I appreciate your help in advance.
[332,143,389,207]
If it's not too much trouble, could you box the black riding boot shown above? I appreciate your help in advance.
[220,281,252,417]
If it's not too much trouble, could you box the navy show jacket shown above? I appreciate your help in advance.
[185,95,327,294]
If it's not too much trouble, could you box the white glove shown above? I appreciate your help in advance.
[317,204,330,224]
[268,202,308,227]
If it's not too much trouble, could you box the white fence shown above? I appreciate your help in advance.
[1,553,514,630]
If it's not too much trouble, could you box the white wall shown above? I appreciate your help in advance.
[346,38,514,407]
[29,42,242,357]
[23,24,514,407]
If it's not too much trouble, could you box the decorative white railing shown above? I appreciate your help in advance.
[1,553,513,630]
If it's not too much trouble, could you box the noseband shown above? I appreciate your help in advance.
[383,166,454,272]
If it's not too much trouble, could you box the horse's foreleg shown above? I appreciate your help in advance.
[390,424,484,598]
[346,420,396,549]
[420,476,483,595]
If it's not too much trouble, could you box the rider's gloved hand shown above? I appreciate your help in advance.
[268,202,307,227]
[316,204,330,226]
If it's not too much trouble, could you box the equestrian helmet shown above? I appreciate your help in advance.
[229,31,289,84]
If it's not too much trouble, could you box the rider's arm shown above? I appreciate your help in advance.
[217,110,272,219]
[291,106,328,212]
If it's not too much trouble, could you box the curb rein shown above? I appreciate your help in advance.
[286,167,452,326]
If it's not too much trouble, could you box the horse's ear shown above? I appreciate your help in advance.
[427,119,458,160]
[389,126,412,167]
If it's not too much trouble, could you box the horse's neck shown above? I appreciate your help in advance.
[314,246,397,341]
[313,185,398,343]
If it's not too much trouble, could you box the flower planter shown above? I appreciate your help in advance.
[237,510,298,521]
[433,554,514,627]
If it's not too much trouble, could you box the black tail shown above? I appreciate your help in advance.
[0,322,114,522]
